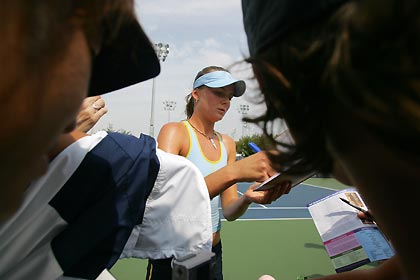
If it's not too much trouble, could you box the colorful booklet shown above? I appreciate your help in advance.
[307,188,395,273]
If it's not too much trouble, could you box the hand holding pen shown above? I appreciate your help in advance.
[339,198,375,221]
[248,142,262,153]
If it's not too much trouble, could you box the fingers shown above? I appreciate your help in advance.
[252,151,281,178]
[240,152,275,182]
[81,95,105,112]
[264,181,291,203]
[273,181,292,198]
[357,210,375,222]
[92,98,105,110]
[89,97,107,125]
[91,107,108,122]
[81,96,101,108]
[246,181,291,205]
[89,97,107,119]
[75,96,107,133]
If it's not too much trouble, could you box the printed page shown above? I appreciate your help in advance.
[308,189,372,242]
[308,188,394,272]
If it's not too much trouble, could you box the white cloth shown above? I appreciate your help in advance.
[120,149,212,260]
[0,131,107,280]
[0,132,212,279]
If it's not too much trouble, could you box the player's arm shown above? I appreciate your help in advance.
[157,122,187,156]
[214,135,252,221]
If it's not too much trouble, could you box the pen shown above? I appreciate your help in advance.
[339,197,371,217]
[248,142,262,153]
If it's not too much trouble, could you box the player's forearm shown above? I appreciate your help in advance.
[205,165,239,199]
[221,195,252,221]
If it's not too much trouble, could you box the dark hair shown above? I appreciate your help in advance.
[0,0,133,99]
[247,0,420,175]
[185,65,229,119]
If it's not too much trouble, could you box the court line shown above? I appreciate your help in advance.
[222,217,312,221]
[248,207,307,210]
[230,182,338,220]
[238,189,268,209]
[300,183,338,191]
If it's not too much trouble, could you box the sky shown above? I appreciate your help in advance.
[92,0,269,140]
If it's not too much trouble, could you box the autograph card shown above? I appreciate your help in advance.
[253,171,315,191]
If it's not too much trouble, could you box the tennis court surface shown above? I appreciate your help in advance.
[111,178,374,279]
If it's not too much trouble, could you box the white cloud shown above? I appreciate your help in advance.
[94,0,262,140]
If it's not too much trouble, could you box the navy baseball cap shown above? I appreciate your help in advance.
[242,0,349,56]
[193,71,246,97]
[88,16,160,96]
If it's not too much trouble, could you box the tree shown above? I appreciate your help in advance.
[235,134,275,157]
[105,124,132,135]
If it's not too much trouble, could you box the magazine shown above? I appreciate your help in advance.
[307,188,394,273]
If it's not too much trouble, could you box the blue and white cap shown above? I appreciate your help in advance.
[193,71,246,97]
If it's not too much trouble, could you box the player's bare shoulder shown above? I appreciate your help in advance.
[157,122,188,150]
[160,122,186,137]
[218,133,235,149]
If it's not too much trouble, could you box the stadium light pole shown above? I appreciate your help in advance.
[149,43,170,137]
[237,104,250,137]
[163,100,177,122]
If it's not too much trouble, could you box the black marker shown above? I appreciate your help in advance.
[339,197,372,218]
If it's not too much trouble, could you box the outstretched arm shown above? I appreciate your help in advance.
[158,124,276,198]
[157,124,290,218]
[205,146,276,198]
[48,96,107,160]
[75,96,107,133]
[218,137,291,221]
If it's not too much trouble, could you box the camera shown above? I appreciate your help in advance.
[172,251,215,280]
